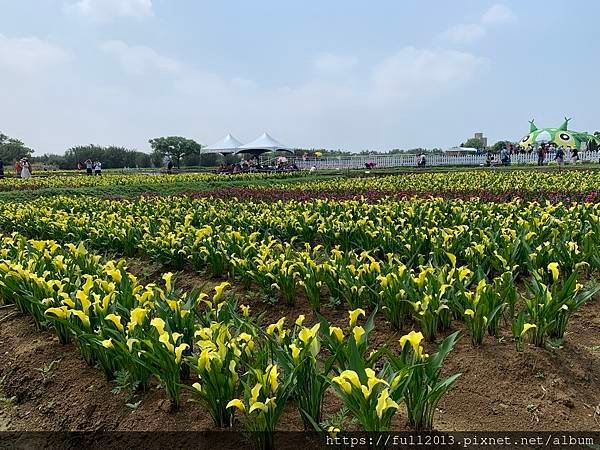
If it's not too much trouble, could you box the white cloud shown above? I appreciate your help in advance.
[441,24,487,44]
[440,3,515,44]
[1,39,488,154]
[313,53,358,76]
[370,47,487,103]
[0,34,70,75]
[481,4,516,26]
[65,0,153,21]
[100,40,182,75]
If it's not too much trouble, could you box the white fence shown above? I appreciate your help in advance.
[263,151,598,170]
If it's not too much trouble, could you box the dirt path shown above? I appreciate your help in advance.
[1,268,599,433]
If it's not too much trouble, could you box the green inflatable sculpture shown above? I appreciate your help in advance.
[519,118,598,150]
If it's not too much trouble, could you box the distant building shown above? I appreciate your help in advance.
[474,132,488,148]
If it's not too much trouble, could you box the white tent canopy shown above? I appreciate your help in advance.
[203,134,244,154]
[237,132,293,155]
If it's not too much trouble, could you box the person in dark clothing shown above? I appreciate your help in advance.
[571,147,579,163]
[537,146,546,166]
[555,147,565,166]
[0,159,4,179]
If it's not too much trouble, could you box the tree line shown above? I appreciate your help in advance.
[0,132,221,169]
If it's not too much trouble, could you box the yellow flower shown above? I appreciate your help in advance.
[464,309,475,318]
[348,308,365,327]
[75,290,91,314]
[101,339,113,349]
[352,326,365,344]
[520,323,537,337]
[266,317,285,335]
[295,314,305,326]
[298,323,320,345]
[327,426,340,438]
[399,330,424,353]
[162,272,173,291]
[175,343,189,364]
[331,376,353,394]
[250,383,262,404]
[109,269,122,284]
[375,388,399,419]
[361,376,386,399]
[289,343,301,361]
[226,399,246,412]
[126,338,139,352]
[104,313,124,332]
[45,306,69,319]
[339,370,361,389]
[547,262,559,282]
[446,252,457,267]
[240,304,250,317]
[192,382,202,393]
[128,307,147,331]
[249,401,268,413]
[329,326,344,343]
[70,310,90,328]
[266,364,279,392]
[159,332,175,353]
[213,282,230,302]
[150,317,166,335]
[198,349,214,372]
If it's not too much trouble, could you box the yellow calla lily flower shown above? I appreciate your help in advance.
[329,326,344,343]
[399,330,424,353]
[547,262,559,282]
[348,308,365,327]
[150,317,166,335]
[104,313,124,331]
[174,343,189,364]
[226,399,246,412]
[352,326,365,344]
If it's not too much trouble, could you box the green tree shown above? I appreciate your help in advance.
[148,136,202,169]
[0,132,33,163]
[61,145,151,169]
[461,138,485,150]
[491,140,512,153]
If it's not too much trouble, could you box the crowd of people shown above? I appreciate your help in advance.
[488,143,580,167]
[15,158,33,179]
[216,156,299,174]
[77,159,103,175]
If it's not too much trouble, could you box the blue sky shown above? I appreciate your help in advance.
[1,0,599,153]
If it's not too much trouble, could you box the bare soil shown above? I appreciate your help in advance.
[1,266,599,434]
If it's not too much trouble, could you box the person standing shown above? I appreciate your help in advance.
[500,147,510,166]
[85,159,93,176]
[537,145,546,166]
[570,147,579,163]
[0,159,4,179]
[554,147,565,166]
[94,160,102,176]
[20,159,32,179]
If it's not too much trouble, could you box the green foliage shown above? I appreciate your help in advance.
[491,140,513,153]
[462,138,485,150]
[387,331,461,431]
[0,132,33,163]
[61,145,151,169]
[149,136,202,169]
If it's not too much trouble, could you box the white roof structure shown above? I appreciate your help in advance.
[203,134,243,154]
[237,132,293,154]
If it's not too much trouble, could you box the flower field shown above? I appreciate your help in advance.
[0,168,599,445]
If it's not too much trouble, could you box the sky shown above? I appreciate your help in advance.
[1,0,599,154]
